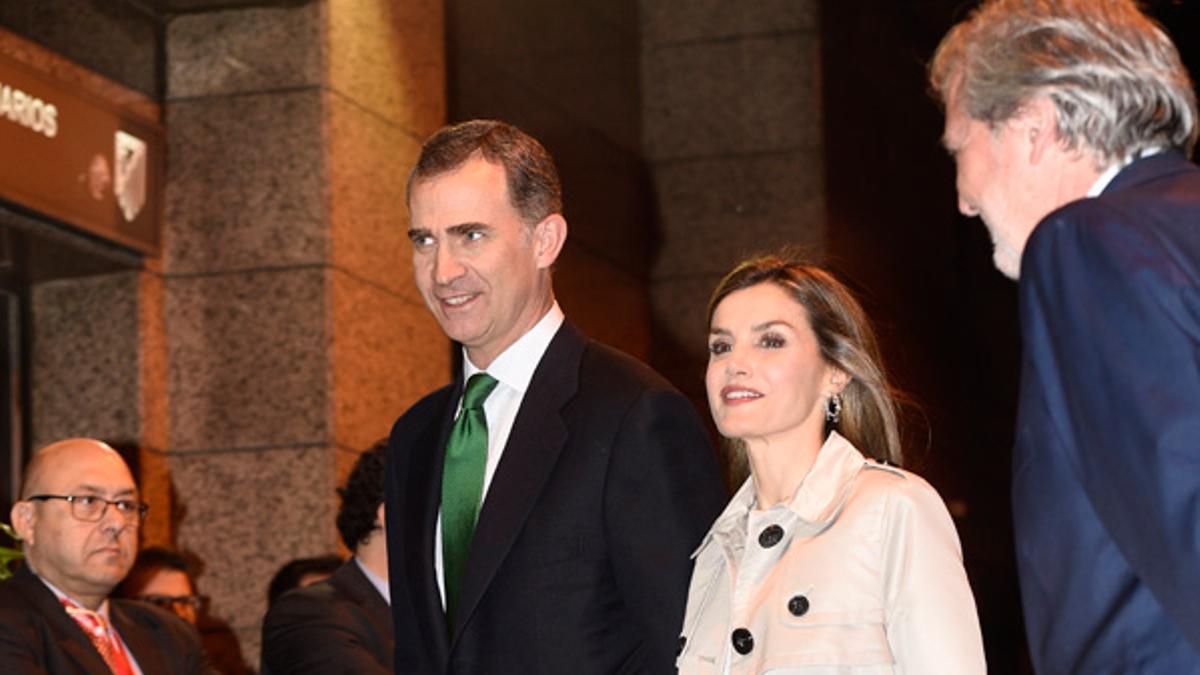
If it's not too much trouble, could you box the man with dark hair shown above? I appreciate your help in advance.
[931,0,1200,671]
[261,441,391,674]
[264,555,341,607]
[0,438,211,673]
[386,119,726,673]
[117,547,203,626]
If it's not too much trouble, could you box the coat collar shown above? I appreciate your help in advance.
[1104,150,1197,195]
[697,432,870,559]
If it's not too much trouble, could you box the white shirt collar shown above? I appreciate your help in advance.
[463,302,565,393]
[353,556,390,606]
[37,573,112,621]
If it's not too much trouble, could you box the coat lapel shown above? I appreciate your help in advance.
[10,565,119,674]
[449,322,583,642]
[110,601,169,674]
[405,383,460,661]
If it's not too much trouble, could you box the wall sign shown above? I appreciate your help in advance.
[0,50,162,255]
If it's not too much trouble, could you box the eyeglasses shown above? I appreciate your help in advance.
[26,494,149,523]
[138,594,205,612]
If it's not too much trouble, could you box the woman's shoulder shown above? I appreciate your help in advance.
[851,461,951,516]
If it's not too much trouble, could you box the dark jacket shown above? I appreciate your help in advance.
[385,320,726,673]
[1015,151,1200,673]
[261,559,392,674]
[0,564,211,674]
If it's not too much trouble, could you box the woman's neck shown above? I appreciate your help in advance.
[744,426,826,509]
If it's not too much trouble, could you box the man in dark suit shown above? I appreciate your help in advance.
[262,441,392,674]
[931,1,1200,672]
[386,119,726,673]
[0,438,210,673]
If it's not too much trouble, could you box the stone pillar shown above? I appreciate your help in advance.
[640,1,827,409]
[164,0,446,663]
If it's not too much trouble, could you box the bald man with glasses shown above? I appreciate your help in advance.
[0,438,211,674]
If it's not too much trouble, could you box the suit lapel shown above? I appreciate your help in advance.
[10,566,120,673]
[110,601,169,674]
[450,322,584,642]
[405,383,460,661]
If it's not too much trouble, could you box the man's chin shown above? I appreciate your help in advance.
[992,246,1021,281]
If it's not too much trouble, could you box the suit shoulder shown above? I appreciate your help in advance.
[580,339,681,397]
[389,384,453,437]
[263,580,346,626]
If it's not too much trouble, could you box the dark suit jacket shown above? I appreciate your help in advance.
[385,320,726,674]
[1015,151,1200,673]
[0,564,211,674]
[261,559,393,674]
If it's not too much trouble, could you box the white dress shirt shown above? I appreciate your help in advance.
[433,302,566,605]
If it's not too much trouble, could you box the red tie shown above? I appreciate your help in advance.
[60,597,136,675]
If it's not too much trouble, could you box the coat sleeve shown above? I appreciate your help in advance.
[261,588,390,675]
[880,474,987,674]
[1021,202,1200,647]
[603,387,727,672]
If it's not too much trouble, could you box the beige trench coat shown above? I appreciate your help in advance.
[677,432,986,674]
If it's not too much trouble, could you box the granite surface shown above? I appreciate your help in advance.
[326,0,445,139]
[650,151,827,280]
[641,32,821,160]
[171,444,337,667]
[164,267,329,451]
[0,0,159,97]
[640,0,817,45]
[166,3,322,99]
[326,91,424,301]
[331,268,450,454]
[165,89,327,275]
[29,272,141,448]
[554,244,652,361]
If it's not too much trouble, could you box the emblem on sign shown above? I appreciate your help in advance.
[114,130,146,222]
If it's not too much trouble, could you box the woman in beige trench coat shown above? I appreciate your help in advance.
[677,254,987,674]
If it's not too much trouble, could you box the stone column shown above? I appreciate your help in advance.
[640,1,827,409]
[164,0,446,662]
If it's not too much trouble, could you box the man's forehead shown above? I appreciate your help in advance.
[29,442,135,494]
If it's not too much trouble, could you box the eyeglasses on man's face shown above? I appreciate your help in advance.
[138,593,205,612]
[26,494,149,523]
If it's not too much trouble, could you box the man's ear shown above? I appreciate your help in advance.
[11,500,34,546]
[375,502,386,529]
[1022,96,1061,165]
[532,214,568,269]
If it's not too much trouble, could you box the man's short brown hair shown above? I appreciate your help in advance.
[406,119,563,225]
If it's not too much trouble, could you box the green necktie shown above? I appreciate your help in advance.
[441,372,499,627]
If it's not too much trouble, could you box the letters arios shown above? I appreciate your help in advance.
[0,82,58,138]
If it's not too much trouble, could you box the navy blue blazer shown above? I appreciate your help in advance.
[385,320,726,673]
[1015,151,1200,674]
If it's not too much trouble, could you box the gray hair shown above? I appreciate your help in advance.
[930,0,1198,166]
